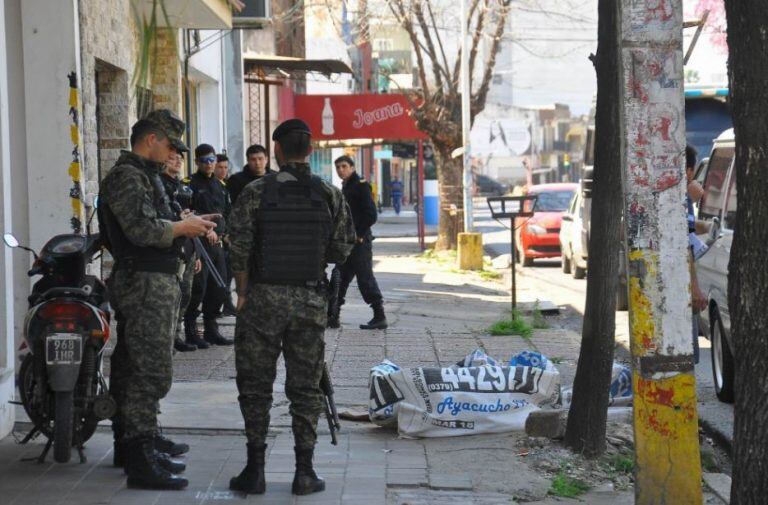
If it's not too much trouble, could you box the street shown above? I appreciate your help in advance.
[0,215,730,504]
[477,202,735,453]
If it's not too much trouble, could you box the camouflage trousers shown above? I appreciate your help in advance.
[108,269,181,439]
[235,283,327,449]
[178,257,197,323]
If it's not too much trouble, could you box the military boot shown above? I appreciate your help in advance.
[291,447,325,495]
[174,336,197,353]
[119,450,187,474]
[326,305,341,329]
[203,318,233,346]
[360,304,388,330]
[112,422,125,467]
[229,443,267,494]
[155,433,190,457]
[125,436,188,490]
[185,319,210,349]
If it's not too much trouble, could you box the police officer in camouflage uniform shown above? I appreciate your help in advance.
[228,119,355,496]
[99,110,218,490]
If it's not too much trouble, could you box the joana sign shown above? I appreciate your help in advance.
[294,94,427,141]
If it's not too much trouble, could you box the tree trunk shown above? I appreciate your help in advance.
[564,0,622,458]
[723,2,768,503]
[434,143,464,250]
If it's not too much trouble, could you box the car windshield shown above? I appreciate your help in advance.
[532,190,575,212]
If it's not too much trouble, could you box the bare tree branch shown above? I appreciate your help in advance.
[471,0,511,121]
[452,0,482,83]
[388,0,431,100]
[413,0,445,92]
[468,0,490,86]
[426,0,455,93]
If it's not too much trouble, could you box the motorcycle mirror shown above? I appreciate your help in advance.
[3,233,19,248]
[93,196,99,209]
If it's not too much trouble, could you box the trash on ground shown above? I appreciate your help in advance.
[561,362,633,409]
[368,348,561,438]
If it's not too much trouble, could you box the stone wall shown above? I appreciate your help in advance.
[78,0,136,182]
[152,28,183,113]
[78,3,184,183]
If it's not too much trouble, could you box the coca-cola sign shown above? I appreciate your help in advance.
[294,94,427,141]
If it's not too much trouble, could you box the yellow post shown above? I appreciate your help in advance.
[619,2,702,503]
[457,232,483,271]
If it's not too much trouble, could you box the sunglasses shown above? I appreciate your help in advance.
[198,155,216,164]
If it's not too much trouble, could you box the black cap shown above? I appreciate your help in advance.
[272,118,311,141]
[143,109,189,153]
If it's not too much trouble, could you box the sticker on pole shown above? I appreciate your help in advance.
[368,350,561,437]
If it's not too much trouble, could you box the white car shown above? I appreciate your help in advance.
[559,177,590,280]
[696,128,736,403]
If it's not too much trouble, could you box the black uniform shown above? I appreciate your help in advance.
[160,173,197,333]
[184,171,231,325]
[227,166,274,205]
[336,171,383,309]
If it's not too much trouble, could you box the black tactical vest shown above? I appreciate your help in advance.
[99,161,184,273]
[254,173,332,284]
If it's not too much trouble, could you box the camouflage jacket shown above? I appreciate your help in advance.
[99,150,176,253]
[228,162,355,277]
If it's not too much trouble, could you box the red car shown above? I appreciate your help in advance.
[515,183,578,266]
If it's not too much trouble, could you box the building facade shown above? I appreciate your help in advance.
[0,0,235,439]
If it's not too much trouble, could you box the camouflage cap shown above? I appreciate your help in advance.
[143,109,189,153]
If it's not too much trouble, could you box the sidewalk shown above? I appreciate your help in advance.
[0,224,719,504]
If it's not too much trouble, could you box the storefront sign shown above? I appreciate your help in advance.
[294,94,427,140]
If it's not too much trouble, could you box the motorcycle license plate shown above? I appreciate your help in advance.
[46,334,82,365]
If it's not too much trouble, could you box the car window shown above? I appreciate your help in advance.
[699,147,733,220]
[534,190,575,212]
[723,169,737,230]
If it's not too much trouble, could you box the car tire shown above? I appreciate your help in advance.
[571,250,586,279]
[710,308,735,403]
[521,254,534,267]
[561,251,571,274]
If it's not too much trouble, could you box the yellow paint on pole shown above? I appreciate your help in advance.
[619,1,703,502]
[633,372,702,504]
[457,232,483,270]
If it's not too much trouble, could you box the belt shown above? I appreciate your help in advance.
[114,258,181,275]
[253,278,323,288]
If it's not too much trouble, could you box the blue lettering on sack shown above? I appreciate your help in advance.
[436,396,528,416]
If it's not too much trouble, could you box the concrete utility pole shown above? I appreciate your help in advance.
[618,1,702,503]
[460,0,473,232]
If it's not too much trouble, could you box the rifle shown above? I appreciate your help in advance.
[320,362,341,445]
[192,236,227,289]
[170,201,226,289]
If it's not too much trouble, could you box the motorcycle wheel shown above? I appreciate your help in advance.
[18,354,53,438]
[53,391,74,463]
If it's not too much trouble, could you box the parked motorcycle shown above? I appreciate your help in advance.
[3,231,114,463]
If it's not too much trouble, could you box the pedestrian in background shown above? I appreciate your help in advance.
[228,144,271,205]
[390,176,403,215]
[215,153,229,182]
[228,119,355,496]
[328,155,388,330]
[686,145,708,364]
[99,110,217,490]
[183,144,233,346]
[160,149,201,352]
[215,152,238,316]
